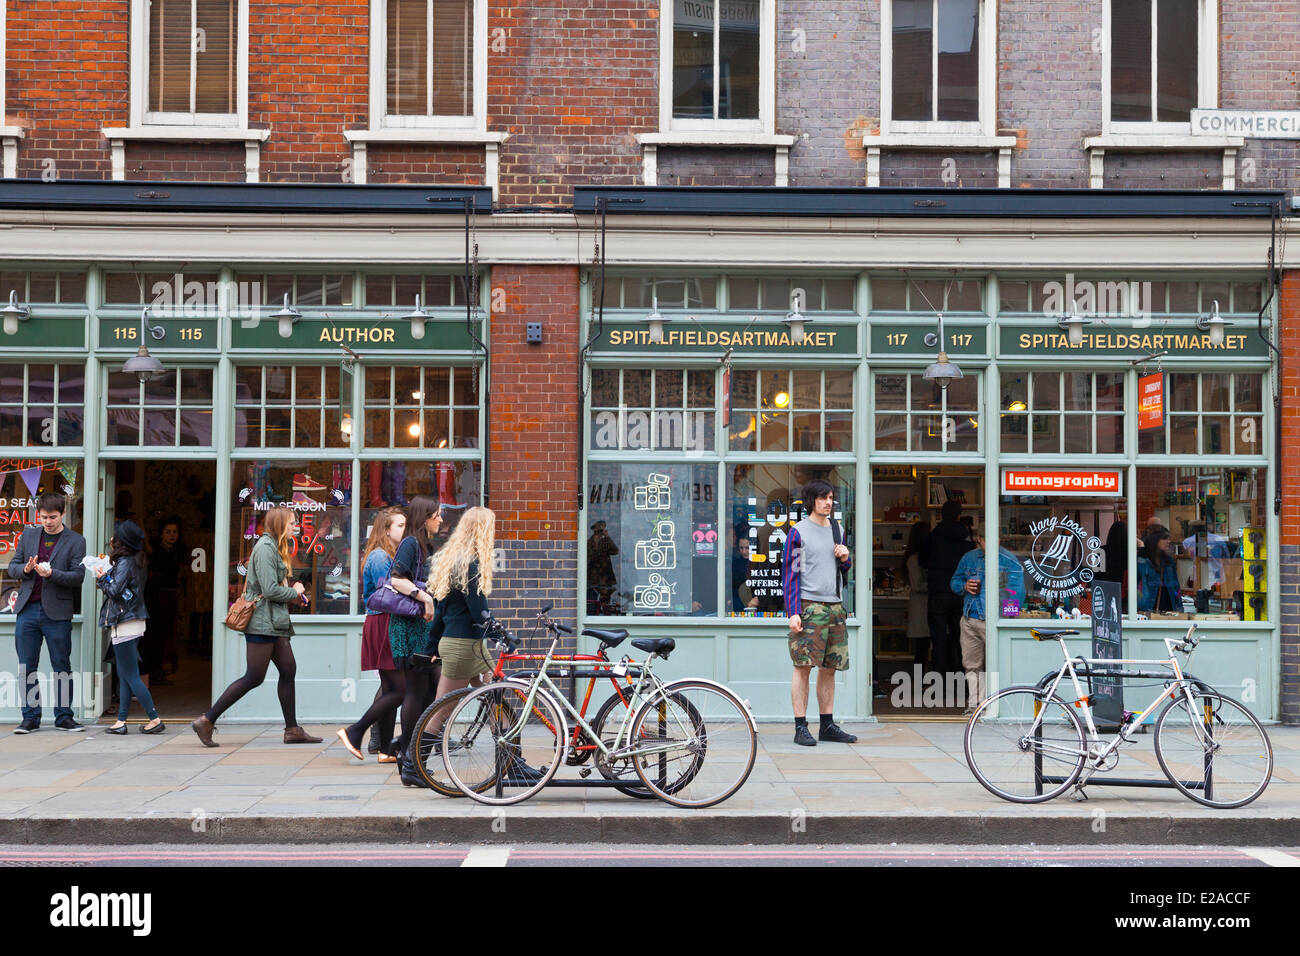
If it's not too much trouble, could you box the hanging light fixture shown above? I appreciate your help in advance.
[1057,311,1092,347]
[1196,299,1232,347]
[402,293,430,341]
[645,292,669,344]
[120,307,166,384]
[270,293,301,338]
[784,288,812,345]
[2,290,30,336]
[922,312,963,389]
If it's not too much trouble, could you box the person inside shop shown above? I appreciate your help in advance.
[192,506,322,747]
[1102,519,1129,593]
[732,534,759,612]
[143,515,186,687]
[1138,528,1182,614]
[8,492,87,733]
[903,522,930,666]
[1182,520,1230,586]
[782,479,856,747]
[587,520,620,614]
[922,500,975,688]
[95,520,164,735]
[949,532,1024,716]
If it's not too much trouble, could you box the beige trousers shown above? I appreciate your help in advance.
[959,615,987,710]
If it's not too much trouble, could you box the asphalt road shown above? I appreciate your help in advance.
[2,844,1298,867]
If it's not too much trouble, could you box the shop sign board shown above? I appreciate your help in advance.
[1,317,85,350]
[1191,109,1300,139]
[595,322,856,355]
[1090,579,1125,727]
[869,323,987,356]
[1002,469,1123,497]
[99,316,218,350]
[1137,372,1164,430]
[998,326,1268,358]
[231,319,480,351]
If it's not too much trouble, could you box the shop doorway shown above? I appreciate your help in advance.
[98,460,216,721]
[871,465,986,719]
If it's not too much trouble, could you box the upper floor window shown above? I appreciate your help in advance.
[131,0,248,127]
[1106,0,1217,131]
[370,0,486,129]
[661,0,774,132]
[883,0,994,134]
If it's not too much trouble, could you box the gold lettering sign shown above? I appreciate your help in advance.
[318,327,398,344]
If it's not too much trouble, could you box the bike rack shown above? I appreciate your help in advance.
[1032,663,1218,798]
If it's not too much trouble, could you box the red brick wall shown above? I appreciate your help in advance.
[1280,270,1300,547]
[488,264,579,540]
[363,145,486,185]
[123,142,244,181]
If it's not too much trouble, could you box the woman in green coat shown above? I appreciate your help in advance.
[191,506,322,747]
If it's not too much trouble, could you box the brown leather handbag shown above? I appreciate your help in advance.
[223,592,261,631]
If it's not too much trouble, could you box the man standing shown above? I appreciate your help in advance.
[7,493,87,732]
[923,500,974,685]
[782,479,856,746]
[949,532,1024,716]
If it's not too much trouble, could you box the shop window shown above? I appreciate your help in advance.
[0,364,85,447]
[1137,372,1263,456]
[233,273,355,307]
[585,462,718,617]
[229,460,353,616]
[0,459,85,612]
[728,369,852,454]
[619,276,719,311]
[725,276,856,312]
[727,464,855,617]
[999,371,1125,455]
[1135,466,1267,621]
[364,273,460,307]
[591,368,715,453]
[873,372,980,453]
[359,458,482,556]
[362,365,479,450]
[104,272,221,306]
[0,270,87,304]
[870,277,984,313]
[105,367,214,448]
[234,366,347,450]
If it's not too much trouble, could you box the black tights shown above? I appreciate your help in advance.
[206,637,299,728]
[397,660,440,758]
[346,669,405,753]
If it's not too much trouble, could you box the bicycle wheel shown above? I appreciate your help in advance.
[590,690,655,799]
[1154,689,1273,809]
[441,682,566,806]
[964,686,1086,803]
[409,687,479,797]
[629,681,755,809]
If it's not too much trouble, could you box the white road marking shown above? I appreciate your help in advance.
[461,846,511,867]
[1237,847,1300,867]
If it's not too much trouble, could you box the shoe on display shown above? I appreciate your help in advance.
[793,725,817,747]
[818,723,858,744]
[14,719,39,734]
[294,472,327,492]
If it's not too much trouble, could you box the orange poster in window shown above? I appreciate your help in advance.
[1138,372,1164,431]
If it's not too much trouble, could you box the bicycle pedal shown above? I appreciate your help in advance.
[1070,788,1089,802]
[578,767,592,778]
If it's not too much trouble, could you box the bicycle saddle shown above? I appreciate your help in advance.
[1030,628,1079,640]
[631,637,675,658]
[582,627,629,647]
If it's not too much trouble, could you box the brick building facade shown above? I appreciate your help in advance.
[1,1,1297,723]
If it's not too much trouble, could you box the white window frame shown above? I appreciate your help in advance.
[880,0,997,136]
[658,0,775,135]
[1102,0,1219,135]
[370,0,488,132]
[129,0,249,128]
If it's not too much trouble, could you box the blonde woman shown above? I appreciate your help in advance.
[426,506,497,700]
[192,506,322,747]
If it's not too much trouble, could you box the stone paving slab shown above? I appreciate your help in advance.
[0,721,1294,845]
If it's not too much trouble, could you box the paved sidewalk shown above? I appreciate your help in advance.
[0,721,1295,845]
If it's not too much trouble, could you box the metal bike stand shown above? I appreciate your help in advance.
[1032,664,1217,799]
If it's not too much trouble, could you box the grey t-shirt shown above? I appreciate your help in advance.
[793,517,840,604]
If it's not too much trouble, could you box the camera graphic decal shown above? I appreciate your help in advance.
[634,572,676,610]
[633,473,671,512]
[634,518,676,571]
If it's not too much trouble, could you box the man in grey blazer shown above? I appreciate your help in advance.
[7,493,87,732]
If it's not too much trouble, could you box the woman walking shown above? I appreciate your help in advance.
[387,495,443,785]
[337,506,406,763]
[426,506,497,710]
[191,506,322,747]
[96,520,164,735]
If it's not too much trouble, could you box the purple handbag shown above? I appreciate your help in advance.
[366,577,425,617]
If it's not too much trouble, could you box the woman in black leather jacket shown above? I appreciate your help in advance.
[95,520,163,734]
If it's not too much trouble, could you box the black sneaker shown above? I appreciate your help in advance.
[366,731,381,754]
[818,722,857,744]
[793,724,817,747]
[13,719,39,734]
[55,717,85,733]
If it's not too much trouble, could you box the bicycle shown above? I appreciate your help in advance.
[439,613,758,808]
[964,624,1273,809]
[408,605,703,799]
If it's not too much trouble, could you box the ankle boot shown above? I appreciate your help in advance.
[398,750,430,789]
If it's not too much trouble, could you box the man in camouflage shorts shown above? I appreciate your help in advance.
[781,479,856,746]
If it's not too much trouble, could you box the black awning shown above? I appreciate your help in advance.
[573,186,1287,219]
